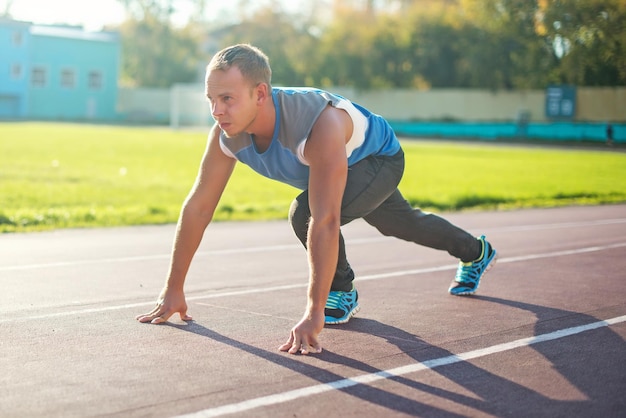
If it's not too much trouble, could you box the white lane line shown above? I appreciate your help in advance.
[176,315,626,418]
[484,218,626,233]
[495,242,626,264]
[0,244,299,272]
[2,242,624,324]
[2,218,625,272]
[356,242,626,282]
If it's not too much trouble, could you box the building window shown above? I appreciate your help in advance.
[88,71,103,90]
[61,69,76,88]
[31,66,47,87]
[12,31,23,46]
[11,64,22,80]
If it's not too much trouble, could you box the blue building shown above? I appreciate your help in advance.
[0,17,120,121]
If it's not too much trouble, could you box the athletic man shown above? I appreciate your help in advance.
[136,44,497,355]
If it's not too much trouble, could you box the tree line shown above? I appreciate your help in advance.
[114,0,626,90]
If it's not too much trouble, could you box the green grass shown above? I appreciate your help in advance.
[1,122,625,233]
[401,142,626,211]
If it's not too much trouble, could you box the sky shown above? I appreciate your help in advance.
[1,0,128,31]
[0,0,298,31]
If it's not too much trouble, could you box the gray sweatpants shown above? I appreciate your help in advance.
[288,149,480,292]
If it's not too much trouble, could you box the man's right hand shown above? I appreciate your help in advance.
[136,287,192,324]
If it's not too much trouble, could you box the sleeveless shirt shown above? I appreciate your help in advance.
[219,87,400,190]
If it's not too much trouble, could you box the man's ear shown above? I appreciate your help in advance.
[255,83,270,105]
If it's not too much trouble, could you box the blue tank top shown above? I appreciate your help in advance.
[219,87,400,190]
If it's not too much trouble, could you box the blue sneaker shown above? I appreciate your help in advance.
[449,235,497,296]
[325,287,359,324]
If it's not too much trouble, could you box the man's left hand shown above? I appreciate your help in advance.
[279,311,325,355]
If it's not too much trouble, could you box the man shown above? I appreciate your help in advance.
[136,44,497,355]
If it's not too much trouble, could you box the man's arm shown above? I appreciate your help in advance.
[279,106,351,354]
[136,123,236,324]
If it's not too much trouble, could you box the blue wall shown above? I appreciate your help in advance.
[28,29,120,120]
[0,20,120,121]
[389,121,626,143]
[0,19,30,117]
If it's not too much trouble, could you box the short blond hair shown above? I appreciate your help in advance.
[207,44,272,87]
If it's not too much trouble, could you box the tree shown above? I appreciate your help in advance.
[115,0,204,87]
[407,14,467,88]
[111,0,626,89]
[457,0,559,89]
[368,13,414,88]
[219,4,318,87]
[541,0,626,86]
[314,8,378,89]
[117,17,201,87]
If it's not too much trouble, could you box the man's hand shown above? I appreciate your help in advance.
[279,310,325,355]
[136,287,192,324]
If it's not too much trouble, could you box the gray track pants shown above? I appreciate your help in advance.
[288,149,481,292]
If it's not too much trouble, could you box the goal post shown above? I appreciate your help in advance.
[170,83,212,129]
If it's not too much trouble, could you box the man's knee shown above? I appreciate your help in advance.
[289,193,310,231]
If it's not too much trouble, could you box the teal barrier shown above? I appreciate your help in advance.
[389,121,625,143]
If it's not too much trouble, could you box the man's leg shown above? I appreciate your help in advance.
[288,191,354,292]
[363,190,497,295]
[362,190,481,262]
[288,150,405,292]
[340,149,496,294]
[289,151,408,324]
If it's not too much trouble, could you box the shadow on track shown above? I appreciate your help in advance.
[168,296,625,417]
[169,320,466,417]
[337,296,626,417]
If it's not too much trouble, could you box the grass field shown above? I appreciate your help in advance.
[1,122,625,233]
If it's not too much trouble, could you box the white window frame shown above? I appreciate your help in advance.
[10,63,23,80]
[87,70,103,90]
[61,68,77,89]
[31,66,47,87]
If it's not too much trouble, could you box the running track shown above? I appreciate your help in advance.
[1,204,625,417]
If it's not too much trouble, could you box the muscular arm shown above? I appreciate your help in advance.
[305,111,349,315]
[280,106,352,354]
[136,123,236,323]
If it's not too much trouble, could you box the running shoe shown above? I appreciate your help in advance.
[448,235,497,296]
[325,286,359,324]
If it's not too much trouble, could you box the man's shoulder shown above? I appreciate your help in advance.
[273,86,324,94]
[274,87,347,122]
[274,87,343,103]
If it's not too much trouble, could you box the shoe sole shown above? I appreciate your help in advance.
[449,251,498,296]
[325,304,360,325]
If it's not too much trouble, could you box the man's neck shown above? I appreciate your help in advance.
[248,95,276,144]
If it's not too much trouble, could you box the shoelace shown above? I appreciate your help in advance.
[325,291,345,309]
[456,263,479,283]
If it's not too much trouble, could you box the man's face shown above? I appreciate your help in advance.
[206,66,258,138]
